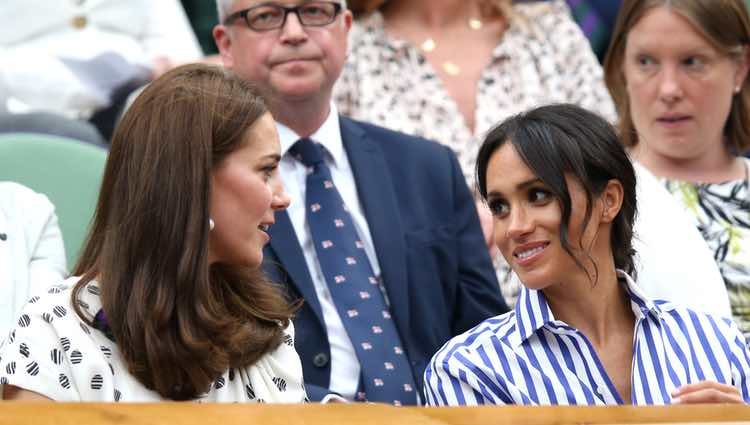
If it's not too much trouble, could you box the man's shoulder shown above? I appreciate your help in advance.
[339,116,450,156]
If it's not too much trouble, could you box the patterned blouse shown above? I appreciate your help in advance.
[0,277,308,402]
[334,0,617,186]
[661,158,750,339]
[334,0,616,306]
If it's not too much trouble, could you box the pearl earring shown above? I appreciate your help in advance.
[209,218,215,231]
[736,85,742,94]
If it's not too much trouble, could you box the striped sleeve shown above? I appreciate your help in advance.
[424,317,515,406]
[724,318,750,402]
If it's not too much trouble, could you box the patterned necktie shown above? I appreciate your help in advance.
[290,138,417,405]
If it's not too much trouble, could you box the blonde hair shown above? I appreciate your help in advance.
[603,0,750,154]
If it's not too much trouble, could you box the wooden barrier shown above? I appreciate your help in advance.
[0,403,749,425]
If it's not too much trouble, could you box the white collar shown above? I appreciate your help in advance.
[277,102,344,166]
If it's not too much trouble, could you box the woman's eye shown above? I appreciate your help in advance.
[262,165,276,182]
[529,188,550,203]
[636,55,655,68]
[683,56,706,70]
[487,200,509,218]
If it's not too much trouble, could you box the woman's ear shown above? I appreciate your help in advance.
[600,179,624,223]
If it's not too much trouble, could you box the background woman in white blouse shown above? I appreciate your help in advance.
[0,64,306,403]
[0,182,66,340]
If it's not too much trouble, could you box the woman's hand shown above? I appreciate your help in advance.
[672,381,745,404]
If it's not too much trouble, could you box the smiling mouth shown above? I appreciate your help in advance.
[513,243,549,261]
[258,224,270,232]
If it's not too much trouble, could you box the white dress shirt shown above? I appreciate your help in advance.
[276,104,379,399]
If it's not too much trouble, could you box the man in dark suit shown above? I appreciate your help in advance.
[213,0,507,404]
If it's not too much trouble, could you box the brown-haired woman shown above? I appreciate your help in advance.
[603,0,750,340]
[0,63,305,402]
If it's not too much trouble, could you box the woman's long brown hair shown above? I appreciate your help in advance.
[71,64,296,400]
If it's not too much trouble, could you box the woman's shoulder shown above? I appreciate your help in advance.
[509,0,585,47]
[0,277,115,401]
[349,10,385,44]
[511,0,575,29]
[0,182,54,215]
[653,300,746,346]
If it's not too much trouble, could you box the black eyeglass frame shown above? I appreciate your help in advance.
[223,1,343,32]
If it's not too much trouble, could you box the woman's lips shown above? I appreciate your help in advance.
[656,115,692,128]
[513,242,549,266]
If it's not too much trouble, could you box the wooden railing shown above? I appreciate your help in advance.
[0,403,749,425]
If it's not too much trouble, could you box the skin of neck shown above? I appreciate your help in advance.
[632,139,742,183]
[540,234,634,346]
[268,94,332,138]
[382,0,479,28]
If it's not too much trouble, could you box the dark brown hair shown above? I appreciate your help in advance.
[603,0,750,154]
[72,63,296,400]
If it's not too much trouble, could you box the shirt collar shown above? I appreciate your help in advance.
[511,270,663,347]
[277,102,344,166]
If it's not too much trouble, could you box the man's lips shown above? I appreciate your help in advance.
[272,57,319,66]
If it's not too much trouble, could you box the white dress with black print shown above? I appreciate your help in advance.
[0,277,308,402]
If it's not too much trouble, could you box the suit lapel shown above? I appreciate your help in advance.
[339,118,411,338]
[267,210,324,322]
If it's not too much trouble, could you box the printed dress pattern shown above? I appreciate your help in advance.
[662,159,750,339]
[0,277,308,402]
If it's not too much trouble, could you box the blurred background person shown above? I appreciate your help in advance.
[0,181,66,341]
[604,0,750,339]
[336,0,615,187]
[426,104,750,406]
[0,0,203,143]
[0,64,305,402]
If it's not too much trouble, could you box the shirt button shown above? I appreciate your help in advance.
[596,385,606,395]
[71,15,87,29]
[312,353,329,368]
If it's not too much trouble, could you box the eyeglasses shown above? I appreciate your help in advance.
[224,2,343,32]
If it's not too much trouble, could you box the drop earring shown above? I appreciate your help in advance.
[209,218,215,231]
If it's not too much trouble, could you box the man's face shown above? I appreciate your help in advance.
[214,0,352,104]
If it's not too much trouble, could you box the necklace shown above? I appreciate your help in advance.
[419,17,485,76]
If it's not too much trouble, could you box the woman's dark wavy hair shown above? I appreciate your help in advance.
[71,63,296,400]
[475,104,638,278]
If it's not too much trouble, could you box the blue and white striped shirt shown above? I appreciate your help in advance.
[425,271,750,405]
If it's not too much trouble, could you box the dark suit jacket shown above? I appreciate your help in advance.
[263,117,508,403]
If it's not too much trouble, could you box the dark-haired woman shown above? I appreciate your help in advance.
[425,104,750,406]
[0,64,305,402]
